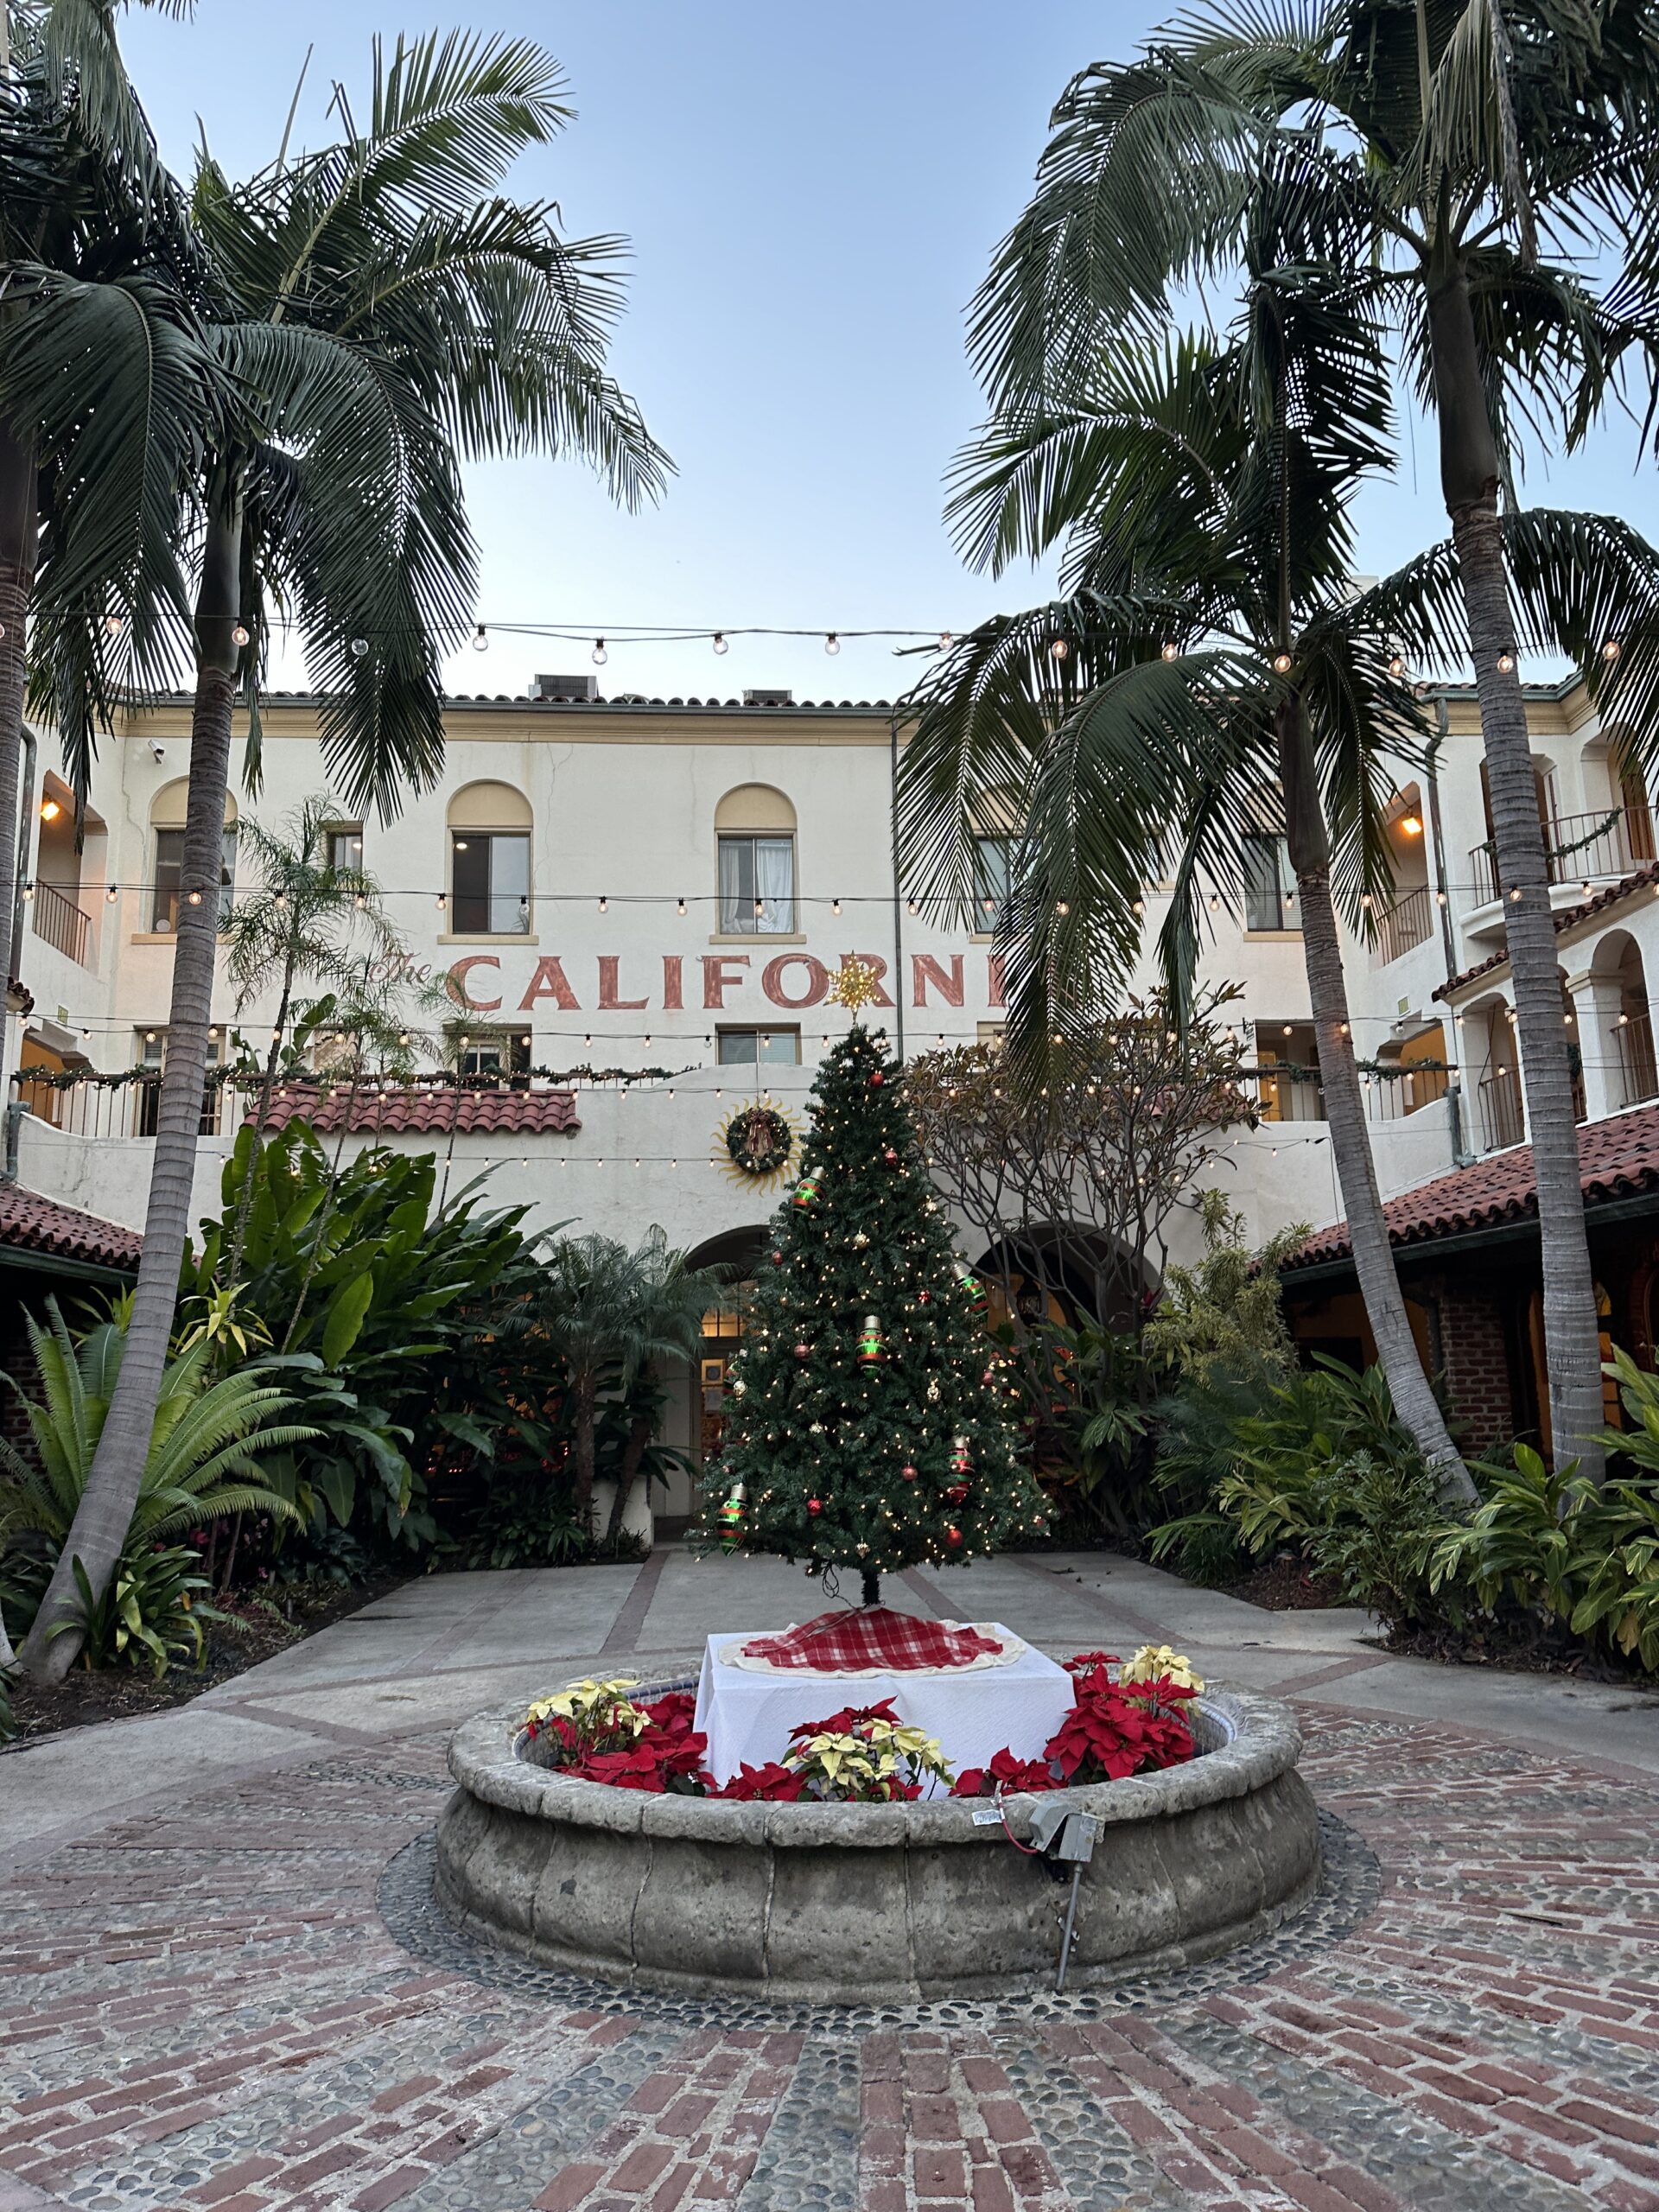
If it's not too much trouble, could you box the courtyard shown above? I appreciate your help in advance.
[4,1550,1657,2212]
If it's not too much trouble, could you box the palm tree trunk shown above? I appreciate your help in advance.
[604,1410,652,1547]
[226,957,297,1287]
[571,1371,598,1535]
[1427,252,1606,1478]
[22,497,244,1681]
[0,421,38,1007]
[1278,698,1475,1502]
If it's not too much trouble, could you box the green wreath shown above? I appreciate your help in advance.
[724,1103,794,1176]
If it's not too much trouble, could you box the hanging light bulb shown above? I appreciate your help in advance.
[598,895,608,913]
[351,637,370,658]
[906,898,919,915]
[20,881,33,902]
[1273,651,1294,674]
[104,612,125,638]
[677,896,687,915]
[1497,650,1516,674]
[592,638,607,665]
[186,888,202,906]
[105,884,118,904]
[1388,654,1407,679]
[232,622,251,649]
[1049,636,1069,661]
[712,632,728,655]
[1161,641,1179,662]
[824,632,840,656]
[831,897,842,916]
[436,892,447,911]
[938,630,953,650]
[1603,638,1622,663]
[472,623,488,652]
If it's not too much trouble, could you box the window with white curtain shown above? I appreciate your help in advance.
[717,834,795,933]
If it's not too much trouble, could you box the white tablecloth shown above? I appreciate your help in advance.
[693,1627,1076,1789]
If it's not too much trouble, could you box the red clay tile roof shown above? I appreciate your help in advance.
[0,1183,142,1270]
[257,1084,582,1137]
[1283,1103,1659,1272]
[1435,862,1659,1001]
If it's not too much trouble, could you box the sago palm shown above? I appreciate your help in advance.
[967,0,1659,1473]
[0,1300,308,1555]
[902,158,1478,1497]
[23,29,671,1678]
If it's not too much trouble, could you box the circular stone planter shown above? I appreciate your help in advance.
[434,1682,1320,2004]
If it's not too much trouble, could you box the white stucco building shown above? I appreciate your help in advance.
[8,667,1657,1496]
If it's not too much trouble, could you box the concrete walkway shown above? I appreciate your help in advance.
[3,1550,1658,2211]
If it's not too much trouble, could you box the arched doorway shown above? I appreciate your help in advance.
[665,1224,769,1530]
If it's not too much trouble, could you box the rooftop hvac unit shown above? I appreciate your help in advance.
[530,673,598,702]
[742,687,794,707]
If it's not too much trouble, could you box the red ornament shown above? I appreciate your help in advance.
[900,1463,918,1482]
[794,1342,810,1359]
[917,1290,930,1305]
[946,1482,969,1506]
[883,1147,899,1165]
[772,1249,784,1265]
[944,1525,963,1548]
[807,1497,823,1516]
[982,1367,996,1384]
[869,1070,884,1087]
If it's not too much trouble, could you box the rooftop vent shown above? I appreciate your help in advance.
[742,687,794,708]
[530,672,598,702]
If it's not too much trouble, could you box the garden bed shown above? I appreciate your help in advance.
[2,1576,403,1744]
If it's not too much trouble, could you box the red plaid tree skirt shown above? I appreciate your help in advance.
[736,1607,1006,1674]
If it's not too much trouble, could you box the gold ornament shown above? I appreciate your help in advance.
[827,958,881,1013]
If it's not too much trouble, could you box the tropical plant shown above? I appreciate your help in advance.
[901,136,1480,1499]
[182,1122,549,1557]
[220,795,404,1283]
[24,25,671,1678]
[965,1,1659,1478]
[52,1546,225,1676]
[502,1227,727,1536]
[0,1301,308,1562]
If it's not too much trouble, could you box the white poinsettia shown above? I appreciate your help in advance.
[1119,1644,1205,1694]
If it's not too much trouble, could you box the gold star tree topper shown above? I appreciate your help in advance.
[826,957,882,1014]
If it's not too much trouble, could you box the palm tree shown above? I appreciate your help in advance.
[219,795,402,1284]
[901,158,1477,1497]
[964,0,1659,1475]
[0,8,224,997]
[515,1230,727,1541]
[22,29,671,1679]
[601,1231,731,1548]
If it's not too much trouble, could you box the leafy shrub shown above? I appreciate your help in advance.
[1151,1360,1454,1631]
[464,1474,591,1569]
[53,1547,236,1676]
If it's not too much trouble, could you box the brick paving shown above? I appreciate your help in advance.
[2,1707,1656,2209]
[3,1556,1658,2209]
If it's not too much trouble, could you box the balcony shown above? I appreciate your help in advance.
[1465,805,1657,937]
[1370,885,1434,967]
[15,1070,228,1141]
[31,880,92,967]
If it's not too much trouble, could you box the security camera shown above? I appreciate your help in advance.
[148,741,167,764]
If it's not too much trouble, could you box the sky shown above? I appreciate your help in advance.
[121,0,1657,709]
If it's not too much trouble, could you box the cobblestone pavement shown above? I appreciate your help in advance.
[3,1554,1658,2209]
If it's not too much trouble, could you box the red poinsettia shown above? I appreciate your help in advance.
[715,1760,807,1801]
[562,1691,712,1794]
[951,1747,1060,1798]
[1043,1675,1194,1783]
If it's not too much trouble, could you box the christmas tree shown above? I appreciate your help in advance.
[700,966,1046,1605]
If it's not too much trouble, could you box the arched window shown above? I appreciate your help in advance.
[447,782,532,935]
[149,780,237,933]
[715,785,796,934]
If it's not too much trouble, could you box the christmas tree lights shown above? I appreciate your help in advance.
[697,1012,1045,1604]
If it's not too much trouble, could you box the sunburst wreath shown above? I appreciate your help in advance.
[715,1097,800,1188]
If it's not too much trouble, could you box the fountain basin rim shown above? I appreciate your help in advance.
[446,1682,1300,1847]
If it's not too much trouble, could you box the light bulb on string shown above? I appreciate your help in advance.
[351,638,370,658]
[592,638,607,666]
[1048,635,1069,662]
[1497,649,1516,674]
[824,632,840,656]
[105,884,118,904]
[232,622,251,648]
[713,632,728,655]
